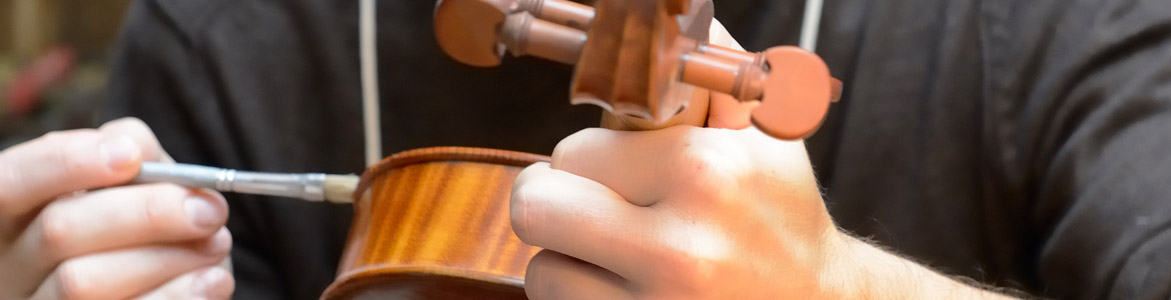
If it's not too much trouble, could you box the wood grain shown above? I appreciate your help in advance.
[570,0,694,123]
[322,147,548,300]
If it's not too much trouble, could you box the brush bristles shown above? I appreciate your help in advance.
[323,175,360,203]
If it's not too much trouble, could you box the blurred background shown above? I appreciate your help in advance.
[0,0,131,149]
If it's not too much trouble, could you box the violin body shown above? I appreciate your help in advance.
[321,147,547,300]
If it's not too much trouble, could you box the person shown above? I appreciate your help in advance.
[2,0,1170,299]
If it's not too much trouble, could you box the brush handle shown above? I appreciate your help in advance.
[133,162,328,201]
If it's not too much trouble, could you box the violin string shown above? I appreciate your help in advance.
[360,0,383,167]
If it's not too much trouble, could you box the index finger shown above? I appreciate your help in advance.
[99,117,174,163]
[0,118,167,221]
[550,126,749,206]
[0,131,141,221]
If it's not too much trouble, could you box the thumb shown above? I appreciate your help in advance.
[704,19,757,129]
[708,93,758,130]
[98,117,175,163]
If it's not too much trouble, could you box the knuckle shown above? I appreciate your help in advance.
[509,183,536,242]
[551,128,605,163]
[677,258,720,288]
[654,253,717,291]
[100,117,148,132]
[100,118,168,162]
[568,127,607,142]
[38,205,76,258]
[673,132,748,199]
[679,147,737,184]
[46,131,102,176]
[145,182,190,197]
[54,260,95,300]
[523,250,561,299]
[38,130,73,144]
[0,169,17,215]
[39,130,98,151]
[510,178,552,244]
[56,154,90,180]
[680,147,726,175]
[0,129,104,218]
[550,140,578,166]
[645,223,732,291]
[511,163,542,187]
[200,267,237,299]
[139,184,190,229]
[642,243,677,269]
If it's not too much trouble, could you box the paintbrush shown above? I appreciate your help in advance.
[131,162,359,203]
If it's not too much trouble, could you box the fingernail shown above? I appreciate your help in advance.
[185,197,223,229]
[207,227,233,253]
[192,267,231,298]
[100,136,140,170]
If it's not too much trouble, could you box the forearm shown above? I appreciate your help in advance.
[821,233,1020,300]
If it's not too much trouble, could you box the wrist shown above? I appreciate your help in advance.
[818,232,1017,300]
[814,229,867,299]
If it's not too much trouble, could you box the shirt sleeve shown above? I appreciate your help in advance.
[985,1,1171,299]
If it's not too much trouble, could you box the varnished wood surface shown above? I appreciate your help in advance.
[571,0,712,125]
[322,147,548,300]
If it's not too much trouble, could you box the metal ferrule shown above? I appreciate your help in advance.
[227,171,326,201]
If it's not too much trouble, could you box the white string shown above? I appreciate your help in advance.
[359,0,382,167]
[798,0,823,52]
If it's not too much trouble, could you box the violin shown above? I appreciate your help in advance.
[322,147,545,299]
[321,0,840,299]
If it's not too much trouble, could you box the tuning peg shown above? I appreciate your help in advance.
[679,46,837,140]
[515,0,594,30]
[435,0,587,67]
[750,46,832,140]
[434,0,512,67]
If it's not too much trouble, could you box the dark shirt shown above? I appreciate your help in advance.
[102,0,1171,299]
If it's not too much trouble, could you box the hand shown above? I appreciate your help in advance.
[511,19,1015,300]
[512,126,1024,299]
[511,16,841,298]
[0,118,234,300]
[512,125,842,299]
